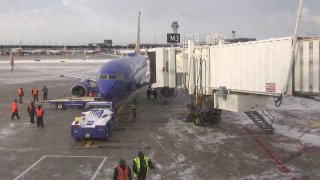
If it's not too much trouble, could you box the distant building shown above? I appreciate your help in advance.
[226,38,256,44]
[103,40,112,47]
[225,30,256,44]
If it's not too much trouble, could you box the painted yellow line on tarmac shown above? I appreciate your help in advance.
[310,123,320,128]
[83,141,94,148]
[117,105,125,115]
[72,140,98,149]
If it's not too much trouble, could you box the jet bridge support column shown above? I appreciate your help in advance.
[147,47,178,99]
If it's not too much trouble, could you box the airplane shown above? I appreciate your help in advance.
[84,49,95,54]
[70,11,148,103]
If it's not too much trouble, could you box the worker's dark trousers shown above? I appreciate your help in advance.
[132,108,137,118]
[137,176,146,180]
[43,92,47,100]
[19,95,23,103]
[147,90,151,100]
[11,110,20,120]
[36,117,44,127]
[153,91,157,100]
[29,114,35,123]
[33,95,38,102]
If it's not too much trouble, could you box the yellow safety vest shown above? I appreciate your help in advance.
[130,99,140,109]
[133,156,149,177]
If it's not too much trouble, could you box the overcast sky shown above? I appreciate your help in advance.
[0,0,319,45]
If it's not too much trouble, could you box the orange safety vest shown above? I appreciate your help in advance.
[116,165,129,180]
[35,108,43,117]
[33,88,38,96]
[11,101,17,112]
[18,88,23,95]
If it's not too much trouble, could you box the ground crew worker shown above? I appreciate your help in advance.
[27,101,35,123]
[132,151,155,180]
[130,97,140,118]
[18,87,24,103]
[88,88,94,97]
[113,159,132,180]
[35,105,45,128]
[31,87,39,102]
[146,87,151,100]
[11,99,20,120]
[152,89,157,100]
[42,85,48,100]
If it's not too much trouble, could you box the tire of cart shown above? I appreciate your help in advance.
[56,103,65,110]
[194,116,204,126]
[186,114,195,122]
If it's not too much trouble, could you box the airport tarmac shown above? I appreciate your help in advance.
[0,58,319,179]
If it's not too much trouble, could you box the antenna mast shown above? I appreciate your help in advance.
[135,11,141,54]
[283,0,304,95]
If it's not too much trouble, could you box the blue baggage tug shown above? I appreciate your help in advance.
[71,101,115,141]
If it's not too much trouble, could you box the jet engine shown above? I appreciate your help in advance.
[70,79,92,97]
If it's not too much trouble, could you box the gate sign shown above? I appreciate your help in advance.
[167,33,180,43]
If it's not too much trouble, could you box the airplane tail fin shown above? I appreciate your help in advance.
[135,11,141,55]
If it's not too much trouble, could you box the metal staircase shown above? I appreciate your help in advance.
[244,110,274,134]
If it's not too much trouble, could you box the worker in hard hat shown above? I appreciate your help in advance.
[132,151,155,180]
[130,97,140,118]
[113,159,132,180]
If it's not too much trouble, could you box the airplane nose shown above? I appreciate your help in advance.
[97,80,115,100]
[99,93,111,101]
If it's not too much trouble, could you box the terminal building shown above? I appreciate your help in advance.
[0,31,255,56]
[226,31,256,44]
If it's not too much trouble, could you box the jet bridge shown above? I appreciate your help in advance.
[147,36,320,132]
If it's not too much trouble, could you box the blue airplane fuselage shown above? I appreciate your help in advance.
[96,54,147,102]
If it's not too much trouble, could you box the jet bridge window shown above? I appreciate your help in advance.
[99,74,124,80]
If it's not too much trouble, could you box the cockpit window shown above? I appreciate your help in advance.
[108,74,118,79]
[99,74,123,80]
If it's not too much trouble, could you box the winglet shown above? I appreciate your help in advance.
[135,11,141,55]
